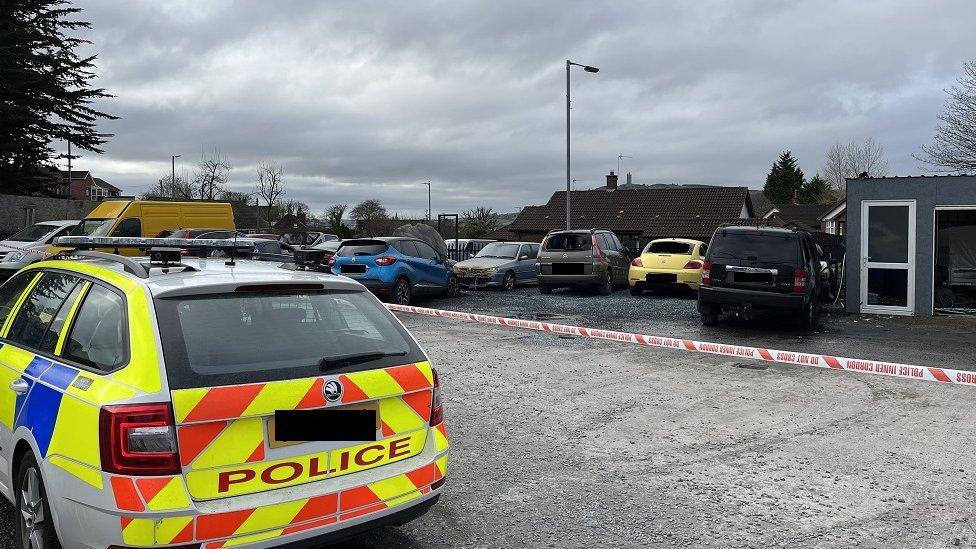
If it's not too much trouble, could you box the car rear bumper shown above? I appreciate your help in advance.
[628,267,700,290]
[537,273,602,286]
[47,425,449,549]
[697,285,804,312]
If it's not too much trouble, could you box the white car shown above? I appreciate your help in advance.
[0,220,78,279]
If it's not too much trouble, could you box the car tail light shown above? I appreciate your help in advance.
[793,267,807,293]
[631,257,643,267]
[591,235,603,259]
[375,256,397,266]
[701,261,712,285]
[684,260,703,270]
[429,369,444,426]
[99,404,180,475]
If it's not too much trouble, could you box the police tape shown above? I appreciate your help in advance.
[386,303,976,388]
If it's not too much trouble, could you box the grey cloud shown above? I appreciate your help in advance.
[72,0,976,216]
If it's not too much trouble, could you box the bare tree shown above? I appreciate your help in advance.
[351,199,388,236]
[461,206,500,238]
[191,148,231,200]
[822,138,888,191]
[142,170,192,200]
[916,60,976,173]
[255,161,285,229]
[324,203,348,237]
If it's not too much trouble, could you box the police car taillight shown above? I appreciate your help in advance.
[430,369,444,426]
[99,403,181,475]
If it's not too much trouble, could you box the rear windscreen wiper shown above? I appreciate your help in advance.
[318,351,407,370]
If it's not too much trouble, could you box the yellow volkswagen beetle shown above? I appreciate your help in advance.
[628,238,707,295]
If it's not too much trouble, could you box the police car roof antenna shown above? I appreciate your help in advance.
[226,231,238,266]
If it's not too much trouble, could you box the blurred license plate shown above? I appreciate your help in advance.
[270,409,376,448]
[646,273,677,283]
[340,264,367,274]
[734,272,772,283]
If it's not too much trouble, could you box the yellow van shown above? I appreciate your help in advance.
[52,200,236,255]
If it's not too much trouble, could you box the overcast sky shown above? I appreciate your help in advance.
[72,0,974,217]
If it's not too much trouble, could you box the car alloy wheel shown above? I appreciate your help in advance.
[393,279,412,305]
[503,271,516,291]
[18,465,46,549]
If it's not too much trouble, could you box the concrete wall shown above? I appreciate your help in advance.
[845,175,976,315]
[0,194,101,238]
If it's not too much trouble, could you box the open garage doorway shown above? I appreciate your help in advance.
[935,208,976,314]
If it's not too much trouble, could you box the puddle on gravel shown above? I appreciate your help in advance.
[734,361,769,370]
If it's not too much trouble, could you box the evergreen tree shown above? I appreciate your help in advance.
[0,0,117,195]
[799,173,832,204]
[763,150,805,203]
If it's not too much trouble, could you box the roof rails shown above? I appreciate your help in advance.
[67,250,151,278]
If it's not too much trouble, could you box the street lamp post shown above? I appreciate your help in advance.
[566,60,599,230]
[171,154,180,186]
[423,180,431,221]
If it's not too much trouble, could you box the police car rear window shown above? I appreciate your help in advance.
[155,290,425,389]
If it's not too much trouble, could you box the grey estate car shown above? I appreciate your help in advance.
[537,229,631,295]
[453,241,540,290]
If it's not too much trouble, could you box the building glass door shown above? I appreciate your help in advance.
[860,200,915,315]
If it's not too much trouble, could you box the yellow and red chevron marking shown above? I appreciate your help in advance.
[120,515,194,547]
[193,460,442,547]
[171,362,433,425]
[172,377,326,424]
[111,475,193,513]
[339,362,434,404]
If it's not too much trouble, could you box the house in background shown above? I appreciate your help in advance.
[844,174,976,316]
[763,202,834,232]
[819,200,846,235]
[505,171,757,251]
[56,170,122,200]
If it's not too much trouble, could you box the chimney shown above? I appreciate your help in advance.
[791,189,799,205]
[626,172,632,186]
[606,170,618,190]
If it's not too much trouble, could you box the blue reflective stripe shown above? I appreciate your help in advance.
[24,356,52,379]
[40,362,78,391]
[15,383,63,457]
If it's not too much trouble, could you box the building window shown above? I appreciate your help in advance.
[838,221,845,236]
[24,207,36,227]
[88,185,108,200]
[825,220,836,234]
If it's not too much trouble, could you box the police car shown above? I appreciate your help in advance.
[0,236,449,549]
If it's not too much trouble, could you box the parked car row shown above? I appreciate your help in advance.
[446,226,839,329]
[0,206,840,329]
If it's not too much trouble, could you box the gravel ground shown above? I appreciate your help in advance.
[418,284,976,371]
[2,287,973,548]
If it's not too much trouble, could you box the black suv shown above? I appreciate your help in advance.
[697,226,822,328]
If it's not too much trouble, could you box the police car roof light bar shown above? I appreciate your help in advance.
[53,236,257,252]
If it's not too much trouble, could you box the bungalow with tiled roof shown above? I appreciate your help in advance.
[505,171,757,251]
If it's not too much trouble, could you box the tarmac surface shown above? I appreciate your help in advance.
[1,286,974,547]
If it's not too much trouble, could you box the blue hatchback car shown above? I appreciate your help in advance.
[331,237,458,304]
